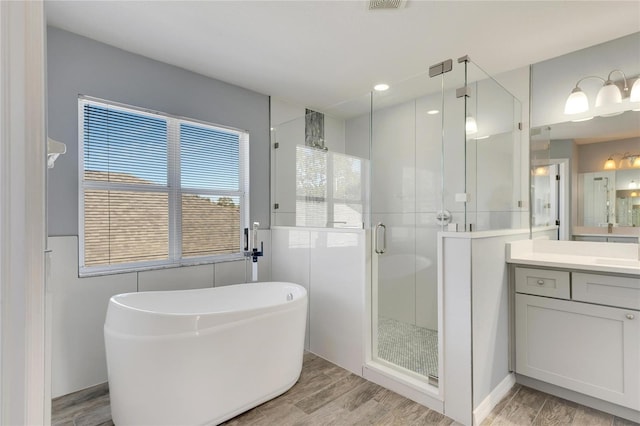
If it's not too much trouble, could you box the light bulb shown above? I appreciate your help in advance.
[564,87,589,114]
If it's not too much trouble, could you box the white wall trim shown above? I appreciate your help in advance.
[473,373,515,425]
[0,1,47,424]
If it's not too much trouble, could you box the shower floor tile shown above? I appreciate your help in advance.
[377,316,438,378]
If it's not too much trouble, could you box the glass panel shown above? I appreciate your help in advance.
[181,194,240,257]
[368,67,458,384]
[271,116,303,227]
[84,190,169,265]
[332,152,367,228]
[464,60,523,231]
[271,100,370,229]
[296,145,327,227]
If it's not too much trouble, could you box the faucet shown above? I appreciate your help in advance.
[244,222,264,281]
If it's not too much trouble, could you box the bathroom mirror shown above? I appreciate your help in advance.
[532,111,640,233]
[529,32,640,239]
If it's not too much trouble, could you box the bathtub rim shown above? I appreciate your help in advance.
[108,281,307,317]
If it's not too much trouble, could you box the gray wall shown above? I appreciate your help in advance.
[47,27,270,236]
[577,137,640,173]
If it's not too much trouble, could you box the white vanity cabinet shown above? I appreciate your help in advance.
[514,268,640,411]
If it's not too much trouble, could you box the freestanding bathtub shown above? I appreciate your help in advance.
[104,282,307,426]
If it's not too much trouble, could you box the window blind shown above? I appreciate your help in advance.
[79,97,249,274]
[83,103,168,185]
[179,122,243,258]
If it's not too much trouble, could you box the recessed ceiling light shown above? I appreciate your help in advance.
[475,135,490,140]
[374,83,389,92]
[427,110,440,115]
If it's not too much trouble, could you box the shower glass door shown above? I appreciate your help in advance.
[370,62,465,386]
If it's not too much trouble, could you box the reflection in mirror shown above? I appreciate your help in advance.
[529,32,640,240]
[532,109,640,239]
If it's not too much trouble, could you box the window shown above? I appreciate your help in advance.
[79,97,249,275]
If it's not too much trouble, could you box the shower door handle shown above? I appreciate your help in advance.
[375,223,386,254]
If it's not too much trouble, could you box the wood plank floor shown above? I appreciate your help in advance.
[52,352,638,426]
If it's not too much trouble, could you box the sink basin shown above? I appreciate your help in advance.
[594,258,640,267]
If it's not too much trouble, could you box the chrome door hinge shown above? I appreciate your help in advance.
[429,59,453,77]
[274,203,279,210]
[274,142,279,149]
[456,86,471,98]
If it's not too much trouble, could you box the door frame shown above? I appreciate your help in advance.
[0,1,47,424]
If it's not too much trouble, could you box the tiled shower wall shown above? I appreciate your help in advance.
[271,227,366,376]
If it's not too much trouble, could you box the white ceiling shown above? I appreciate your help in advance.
[45,1,640,111]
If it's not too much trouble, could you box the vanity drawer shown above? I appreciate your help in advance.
[515,267,570,299]
[573,273,640,311]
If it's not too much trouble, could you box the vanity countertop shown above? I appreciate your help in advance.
[507,239,640,276]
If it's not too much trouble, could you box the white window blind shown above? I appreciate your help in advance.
[79,97,249,275]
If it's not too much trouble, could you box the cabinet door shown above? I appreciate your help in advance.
[516,294,639,410]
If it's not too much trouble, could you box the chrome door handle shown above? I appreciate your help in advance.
[375,223,386,254]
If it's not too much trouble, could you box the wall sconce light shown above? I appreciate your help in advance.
[602,152,640,170]
[622,153,640,168]
[565,70,639,116]
[603,156,617,170]
[564,78,598,115]
[595,70,627,108]
[631,78,640,103]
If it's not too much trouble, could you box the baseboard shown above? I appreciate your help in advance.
[473,373,516,426]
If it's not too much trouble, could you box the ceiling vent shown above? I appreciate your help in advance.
[368,0,407,10]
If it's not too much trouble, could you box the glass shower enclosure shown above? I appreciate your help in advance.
[369,57,523,390]
[270,55,523,396]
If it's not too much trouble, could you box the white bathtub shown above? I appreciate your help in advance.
[104,282,307,426]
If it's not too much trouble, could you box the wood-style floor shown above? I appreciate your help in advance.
[52,352,638,426]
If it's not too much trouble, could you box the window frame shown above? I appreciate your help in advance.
[78,96,249,276]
